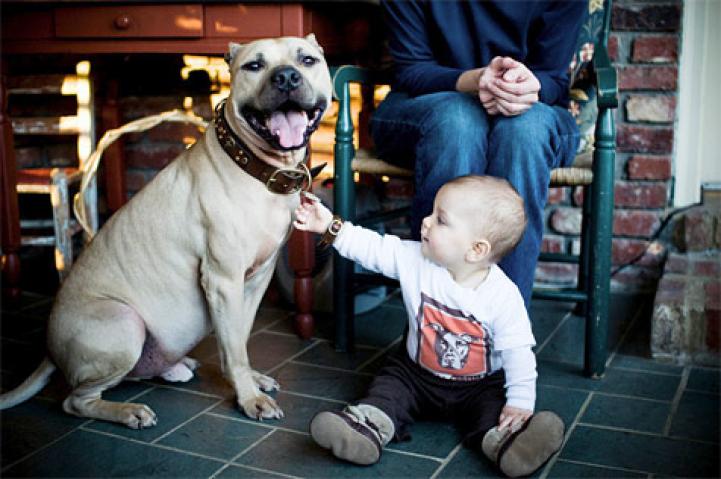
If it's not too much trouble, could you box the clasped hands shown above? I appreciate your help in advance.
[478,56,540,117]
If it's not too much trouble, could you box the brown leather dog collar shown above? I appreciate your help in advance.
[214,101,314,195]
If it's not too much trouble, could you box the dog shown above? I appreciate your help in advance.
[0,35,332,428]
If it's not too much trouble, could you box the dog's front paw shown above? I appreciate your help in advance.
[240,393,284,421]
[252,371,280,392]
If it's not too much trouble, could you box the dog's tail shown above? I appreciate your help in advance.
[0,358,56,409]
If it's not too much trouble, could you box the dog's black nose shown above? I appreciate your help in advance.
[271,66,302,92]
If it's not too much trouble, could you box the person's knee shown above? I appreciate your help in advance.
[421,92,487,140]
[490,103,556,150]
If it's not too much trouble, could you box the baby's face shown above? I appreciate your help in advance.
[420,185,487,268]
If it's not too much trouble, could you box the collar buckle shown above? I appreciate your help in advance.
[265,163,311,194]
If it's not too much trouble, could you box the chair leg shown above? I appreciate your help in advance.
[575,184,593,318]
[333,81,356,352]
[1,65,22,301]
[288,228,315,339]
[50,168,72,282]
[585,108,615,378]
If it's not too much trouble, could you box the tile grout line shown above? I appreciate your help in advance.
[662,366,690,436]
[264,339,322,376]
[273,388,347,404]
[555,458,653,476]
[150,397,226,445]
[0,384,158,473]
[1,335,44,347]
[539,390,594,479]
[577,419,719,445]
[211,461,298,479]
[429,442,464,479]
[207,411,452,463]
[79,426,228,464]
[15,295,53,313]
[562,387,672,404]
[249,314,295,339]
[226,428,280,467]
[204,411,451,462]
[135,381,225,400]
[205,412,308,435]
[248,315,406,351]
[382,447,445,462]
[354,336,402,373]
[612,365,684,377]
[684,387,720,396]
[538,382,671,403]
[534,309,573,356]
[0,417,96,473]
[291,360,377,377]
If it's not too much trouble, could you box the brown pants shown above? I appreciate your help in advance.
[358,349,506,449]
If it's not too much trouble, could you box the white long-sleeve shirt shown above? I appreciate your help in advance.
[334,222,538,411]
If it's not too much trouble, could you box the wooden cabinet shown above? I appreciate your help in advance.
[2,3,314,54]
[54,5,205,39]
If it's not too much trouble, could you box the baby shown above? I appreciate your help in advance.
[294,175,564,477]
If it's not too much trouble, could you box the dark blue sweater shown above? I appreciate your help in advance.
[381,0,587,107]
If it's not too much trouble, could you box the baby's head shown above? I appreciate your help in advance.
[420,175,527,269]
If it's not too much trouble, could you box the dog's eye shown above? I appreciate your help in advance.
[241,61,264,72]
[301,55,318,67]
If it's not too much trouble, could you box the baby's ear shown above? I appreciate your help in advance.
[469,239,492,263]
[224,42,244,65]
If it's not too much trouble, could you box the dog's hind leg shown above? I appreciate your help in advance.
[53,301,157,428]
[63,378,157,429]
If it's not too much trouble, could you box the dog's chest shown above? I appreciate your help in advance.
[242,197,295,279]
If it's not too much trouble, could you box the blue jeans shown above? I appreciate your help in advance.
[370,91,579,306]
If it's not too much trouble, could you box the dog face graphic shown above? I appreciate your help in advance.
[428,323,483,370]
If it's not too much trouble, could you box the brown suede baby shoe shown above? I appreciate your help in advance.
[481,410,565,477]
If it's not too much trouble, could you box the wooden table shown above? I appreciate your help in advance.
[1,1,377,336]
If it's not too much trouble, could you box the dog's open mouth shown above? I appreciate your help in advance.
[242,101,325,151]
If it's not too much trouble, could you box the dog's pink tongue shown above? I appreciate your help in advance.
[269,111,308,148]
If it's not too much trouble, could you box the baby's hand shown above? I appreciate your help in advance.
[498,405,533,432]
[293,192,334,234]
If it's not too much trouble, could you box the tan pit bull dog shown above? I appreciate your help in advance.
[0,35,332,428]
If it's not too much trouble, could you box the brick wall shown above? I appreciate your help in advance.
[538,0,682,292]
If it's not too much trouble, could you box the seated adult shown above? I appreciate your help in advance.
[370,0,587,306]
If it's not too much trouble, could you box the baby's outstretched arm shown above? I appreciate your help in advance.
[293,192,334,234]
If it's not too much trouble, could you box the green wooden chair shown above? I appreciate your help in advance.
[330,0,617,378]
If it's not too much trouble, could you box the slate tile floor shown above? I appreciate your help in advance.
[1,283,719,477]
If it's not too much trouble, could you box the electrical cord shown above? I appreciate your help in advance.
[610,201,702,277]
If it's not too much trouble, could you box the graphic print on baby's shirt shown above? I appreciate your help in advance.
[415,293,492,380]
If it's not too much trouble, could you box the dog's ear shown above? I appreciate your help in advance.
[224,42,244,65]
[304,33,324,55]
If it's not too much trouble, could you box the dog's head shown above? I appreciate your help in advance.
[224,35,332,152]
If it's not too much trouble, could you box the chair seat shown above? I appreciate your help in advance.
[16,167,82,186]
[352,148,595,186]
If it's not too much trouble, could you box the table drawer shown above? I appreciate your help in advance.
[54,5,204,38]
[206,5,282,38]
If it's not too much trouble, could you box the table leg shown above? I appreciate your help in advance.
[1,62,21,301]
[288,227,314,339]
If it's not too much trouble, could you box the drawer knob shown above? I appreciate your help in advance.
[114,15,132,30]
